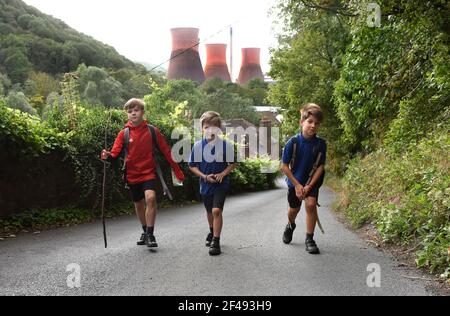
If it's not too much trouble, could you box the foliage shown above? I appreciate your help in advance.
[269,0,350,174]
[337,126,449,275]
[5,90,36,115]
[272,0,450,277]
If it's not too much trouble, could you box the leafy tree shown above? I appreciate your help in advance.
[195,89,259,125]
[3,48,32,83]
[269,0,350,173]
[0,72,12,96]
[6,90,36,115]
[76,64,124,107]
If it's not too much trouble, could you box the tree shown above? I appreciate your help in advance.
[76,64,124,107]
[6,90,36,115]
[194,89,259,125]
[123,74,152,100]
[0,73,12,96]
[4,49,32,83]
[269,0,350,173]
[26,72,59,98]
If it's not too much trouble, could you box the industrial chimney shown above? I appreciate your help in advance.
[204,44,231,82]
[237,48,264,84]
[167,28,205,83]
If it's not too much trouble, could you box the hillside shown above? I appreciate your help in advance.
[0,0,146,84]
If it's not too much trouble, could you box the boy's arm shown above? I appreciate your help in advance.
[214,163,237,183]
[188,166,217,183]
[155,128,185,182]
[304,141,327,195]
[304,165,325,194]
[214,140,238,183]
[281,139,305,199]
[101,130,124,162]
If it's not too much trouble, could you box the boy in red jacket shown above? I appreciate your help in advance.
[101,99,185,248]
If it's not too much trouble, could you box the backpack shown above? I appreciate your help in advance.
[121,125,173,200]
[289,136,325,189]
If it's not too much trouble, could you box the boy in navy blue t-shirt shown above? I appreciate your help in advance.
[189,111,237,256]
[281,104,327,254]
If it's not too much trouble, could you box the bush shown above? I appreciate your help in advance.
[337,128,450,276]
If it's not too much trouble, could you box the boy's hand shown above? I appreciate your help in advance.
[101,150,111,161]
[303,184,313,198]
[214,172,227,183]
[205,174,218,183]
[295,184,304,199]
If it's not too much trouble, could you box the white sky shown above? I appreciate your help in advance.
[22,0,278,80]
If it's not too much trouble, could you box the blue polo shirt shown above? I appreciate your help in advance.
[282,134,327,188]
[188,138,235,196]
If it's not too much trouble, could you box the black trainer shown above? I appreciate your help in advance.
[137,233,147,246]
[306,238,320,254]
[205,233,213,247]
[146,235,158,248]
[283,223,296,244]
[209,240,221,256]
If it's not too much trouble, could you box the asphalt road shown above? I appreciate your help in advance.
[0,182,431,296]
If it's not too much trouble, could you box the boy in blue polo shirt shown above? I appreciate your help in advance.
[189,111,237,256]
[281,103,327,254]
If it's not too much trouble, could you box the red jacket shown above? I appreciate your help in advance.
[110,120,185,185]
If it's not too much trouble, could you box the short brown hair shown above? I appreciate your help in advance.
[124,98,145,111]
[301,103,324,123]
[200,111,222,128]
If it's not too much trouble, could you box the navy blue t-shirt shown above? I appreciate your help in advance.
[188,138,235,196]
[282,134,327,188]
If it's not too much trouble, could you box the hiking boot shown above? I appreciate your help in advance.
[137,233,147,246]
[306,238,320,254]
[146,235,158,248]
[209,240,221,256]
[205,233,213,247]
[283,223,296,244]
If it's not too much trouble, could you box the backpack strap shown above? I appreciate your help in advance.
[147,125,173,201]
[289,136,299,172]
[122,127,130,172]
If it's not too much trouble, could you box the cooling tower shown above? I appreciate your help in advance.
[167,28,205,83]
[204,44,231,82]
[237,48,264,84]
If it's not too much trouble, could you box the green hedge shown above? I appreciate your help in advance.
[337,127,449,278]
[0,99,280,222]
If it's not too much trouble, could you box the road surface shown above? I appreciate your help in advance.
[0,182,431,296]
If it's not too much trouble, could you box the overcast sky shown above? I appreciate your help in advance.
[22,0,278,80]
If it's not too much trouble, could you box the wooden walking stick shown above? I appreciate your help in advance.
[101,111,112,248]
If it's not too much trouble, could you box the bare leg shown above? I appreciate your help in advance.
[144,190,157,228]
[288,207,301,224]
[305,197,318,235]
[134,199,146,226]
[212,208,223,238]
[207,212,214,231]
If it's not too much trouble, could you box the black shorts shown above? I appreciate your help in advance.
[128,179,158,203]
[202,189,228,213]
[288,186,319,209]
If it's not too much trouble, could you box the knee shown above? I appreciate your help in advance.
[212,208,222,217]
[305,201,317,213]
[145,194,156,205]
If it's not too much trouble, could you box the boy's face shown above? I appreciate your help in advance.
[301,116,321,138]
[127,107,144,125]
[202,123,221,142]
